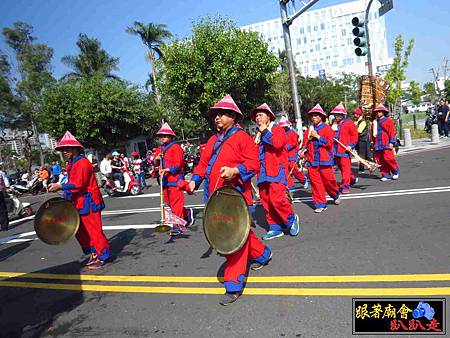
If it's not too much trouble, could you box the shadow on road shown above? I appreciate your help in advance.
[0,261,84,338]
[0,241,32,262]
[107,229,137,263]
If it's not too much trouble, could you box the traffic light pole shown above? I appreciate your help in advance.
[364,0,374,76]
[279,0,319,140]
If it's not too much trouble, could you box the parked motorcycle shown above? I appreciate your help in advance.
[104,170,141,196]
[12,175,39,195]
[7,191,33,220]
[424,109,437,133]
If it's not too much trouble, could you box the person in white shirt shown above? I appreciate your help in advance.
[100,153,112,177]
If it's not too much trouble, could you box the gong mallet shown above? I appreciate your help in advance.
[155,161,172,233]
[333,138,380,172]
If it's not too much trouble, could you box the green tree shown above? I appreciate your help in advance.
[385,35,415,121]
[407,80,422,105]
[1,21,55,168]
[41,75,159,151]
[423,82,437,103]
[159,17,279,135]
[443,79,450,102]
[296,73,359,123]
[61,33,119,80]
[267,70,292,114]
[126,22,172,98]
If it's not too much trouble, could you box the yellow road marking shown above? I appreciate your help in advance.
[1,280,450,296]
[1,272,450,283]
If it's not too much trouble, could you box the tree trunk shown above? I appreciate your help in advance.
[149,50,160,104]
[31,119,44,167]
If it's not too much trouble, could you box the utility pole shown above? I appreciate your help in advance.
[430,67,440,101]
[279,0,319,140]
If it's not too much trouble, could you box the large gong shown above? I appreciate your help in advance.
[34,197,80,245]
[203,186,251,255]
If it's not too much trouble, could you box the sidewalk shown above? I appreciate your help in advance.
[397,137,450,155]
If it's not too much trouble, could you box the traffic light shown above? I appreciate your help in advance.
[351,17,368,56]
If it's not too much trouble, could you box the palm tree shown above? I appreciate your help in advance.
[126,22,172,100]
[61,34,119,80]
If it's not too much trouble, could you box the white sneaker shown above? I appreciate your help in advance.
[380,177,390,182]
[334,197,341,205]
[314,207,327,213]
[392,174,399,180]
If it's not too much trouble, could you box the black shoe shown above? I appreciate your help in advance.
[219,292,241,306]
[250,253,273,271]
[1,227,8,232]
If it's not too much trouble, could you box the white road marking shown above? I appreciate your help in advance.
[117,189,204,199]
[2,186,449,245]
[0,224,163,244]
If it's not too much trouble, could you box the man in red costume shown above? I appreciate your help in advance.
[330,103,359,194]
[251,103,300,240]
[153,123,194,235]
[278,116,308,191]
[301,104,341,213]
[370,104,400,181]
[188,95,272,306]
[48,131,110,270]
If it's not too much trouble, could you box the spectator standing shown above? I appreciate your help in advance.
[0,163,10,231]
[50,160,61,183]
[131,151,147,189]
[437,99,449,138]
[39,167,50,193]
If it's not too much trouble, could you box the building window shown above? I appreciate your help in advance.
[315,44,320,51]
[304,37,307,43]
[320,23,325,30]
[300,27,304,34]
[314,25,318,32]
[341,29,346,36]
[297,38,301,45]
[332,61,338,67]
[307,25,311,33]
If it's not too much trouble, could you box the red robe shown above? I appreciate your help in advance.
[370,116,399,178]
[256,125,296,232]
[62,154,110,259]
[301,123,339,209]
[334,118,358,192]
[285,128,306,188]
[191,125,270,293]
[154,142,188,223]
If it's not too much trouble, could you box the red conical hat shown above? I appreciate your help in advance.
[307,104,327,117]
[353,107,363,116]
[55,131,84,150]
[156,122,176,137]
[330,102,347,115]
[278,115,291,127]
[207,95,243,120]
[374,104,389,113]
[250,103,275,121]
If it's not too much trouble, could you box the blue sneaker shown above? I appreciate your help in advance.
[262,230,284,241]
[289,214,300,236]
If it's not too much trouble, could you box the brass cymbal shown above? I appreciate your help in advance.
[203,186,250,255]
[154,223,172,233]
[34,197,80,245]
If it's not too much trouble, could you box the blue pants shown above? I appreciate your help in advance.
[136,172,147,188]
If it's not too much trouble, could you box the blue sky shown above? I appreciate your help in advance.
[0,0,449,87]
